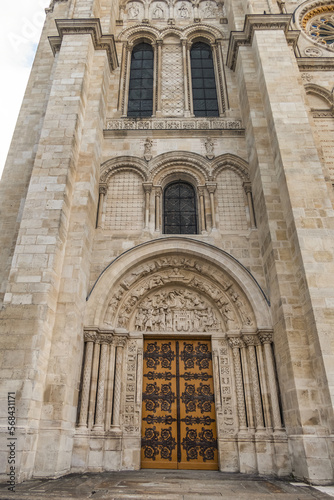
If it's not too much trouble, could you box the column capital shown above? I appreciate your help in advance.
[242,333,260,346]
[228,335,244,349]
[258,330,273,344]
[143,182,153,193]
[243,181,252,195]
[206,182,217,194]
[99,184,107,195]
[198,186,206,197]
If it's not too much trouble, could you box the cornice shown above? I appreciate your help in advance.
[226,14,300,71]
[48,18,118,72]
[297,57,334,71]
[45,0,68,14]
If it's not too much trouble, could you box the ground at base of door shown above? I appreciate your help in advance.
[0,470,333,500]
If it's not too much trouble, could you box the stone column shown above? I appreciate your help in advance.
[256,340,272,429]
[206,183,217,230]
[112,336,127,429]
[78,340,94,428]
[93,341,109,430]
[105,340,116,431]
[198,186,206,232]
[96,185,107,229]
[243,334,265,431]
[122,42,132,117]
[143,183,152,230]
[228,337,247,430]
[156,40,163,116]
[212,42,225,116]
[155,187,162,232]
[243,181,256,229]
[181,39,190,116]
[259,332,282,432]
[186,42,194,116]
[88,341,101,429]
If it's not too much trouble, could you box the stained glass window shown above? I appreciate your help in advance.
[128,43,154,117]
[190,42,219,117]
[164,182,197,234]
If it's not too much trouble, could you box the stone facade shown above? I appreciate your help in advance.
[0,0,333,486]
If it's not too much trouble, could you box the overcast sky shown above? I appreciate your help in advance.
[0,1,49,180]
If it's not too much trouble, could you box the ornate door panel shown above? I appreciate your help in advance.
[141,339,218,470]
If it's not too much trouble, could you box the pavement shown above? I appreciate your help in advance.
[0,470,333,500]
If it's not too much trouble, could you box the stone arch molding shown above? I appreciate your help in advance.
[85,238,271,333]
[304,83,334,110]
[100,152,250,185]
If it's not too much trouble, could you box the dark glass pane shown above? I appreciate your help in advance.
[190,42,219,117]
[164,182,197,235]
[127,43,153,118]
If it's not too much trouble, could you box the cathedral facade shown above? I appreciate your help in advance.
[0,0,334,485]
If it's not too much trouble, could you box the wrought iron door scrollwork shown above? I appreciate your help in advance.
[142,382,176,413]
[181,427,217,462]
[181,342,211,370]
[142,427,176,461]
[181,383,214,414]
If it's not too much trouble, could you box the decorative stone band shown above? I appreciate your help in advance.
[226,14,300,71]
[297,58,334,71]
[48,19,119,72]
[105,117,243,131]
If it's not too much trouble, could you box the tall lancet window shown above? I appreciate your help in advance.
[127,43,154,117]
[190,42,219,117]
[164,182,197,234]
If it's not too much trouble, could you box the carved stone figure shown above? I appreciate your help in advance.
[143,138,153,161]
[153,3,165,18]
[178,1,189,18]
[221,303,236,330]
[128,3,140,18]
[203,1,217,18]
[204,137,215,159]
[132,288,220,332]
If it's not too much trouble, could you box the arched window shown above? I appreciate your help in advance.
[164,182,197,234]
[128,43,154,117]
[190,42,219,117]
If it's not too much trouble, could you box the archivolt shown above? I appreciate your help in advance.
[304,83,334,109]
[211,154,250,182]
[117,24,161,43]
[100,157,148,183]
[149,151,211,185]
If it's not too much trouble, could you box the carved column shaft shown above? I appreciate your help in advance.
[118,42,128,114]
[112,342,124,428]
[78,341,94,428]
[261,334,283,431]
[213,350,222,411]
[122,44,132,116]
[94,342,108,429]
[243,336,264,430]
[229,340,247,430]
[143,183,152,229]
[105,342,116,431]
[256,343,272,429]
[136,348,143,405]
[88,342,101,429]
[212,43,224,116]
[240,343,255,430]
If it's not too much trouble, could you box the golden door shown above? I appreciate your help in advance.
[141,339,218,470]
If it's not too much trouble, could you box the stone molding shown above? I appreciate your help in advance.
[293,0,334,53]
[297,57,334,71]
[226,14,300,70]
[304,83,334,116]
[48,18,118,71]
[106,117,243,131]
[99,152,251,186]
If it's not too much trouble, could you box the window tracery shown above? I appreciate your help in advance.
[297,3,334,52]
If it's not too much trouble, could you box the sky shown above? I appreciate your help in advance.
[0,0,49,180]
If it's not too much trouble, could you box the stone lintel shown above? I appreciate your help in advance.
[226,14,300,70]
[48,18,119,71]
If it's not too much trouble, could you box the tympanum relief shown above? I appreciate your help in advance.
[103,256,255,332]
